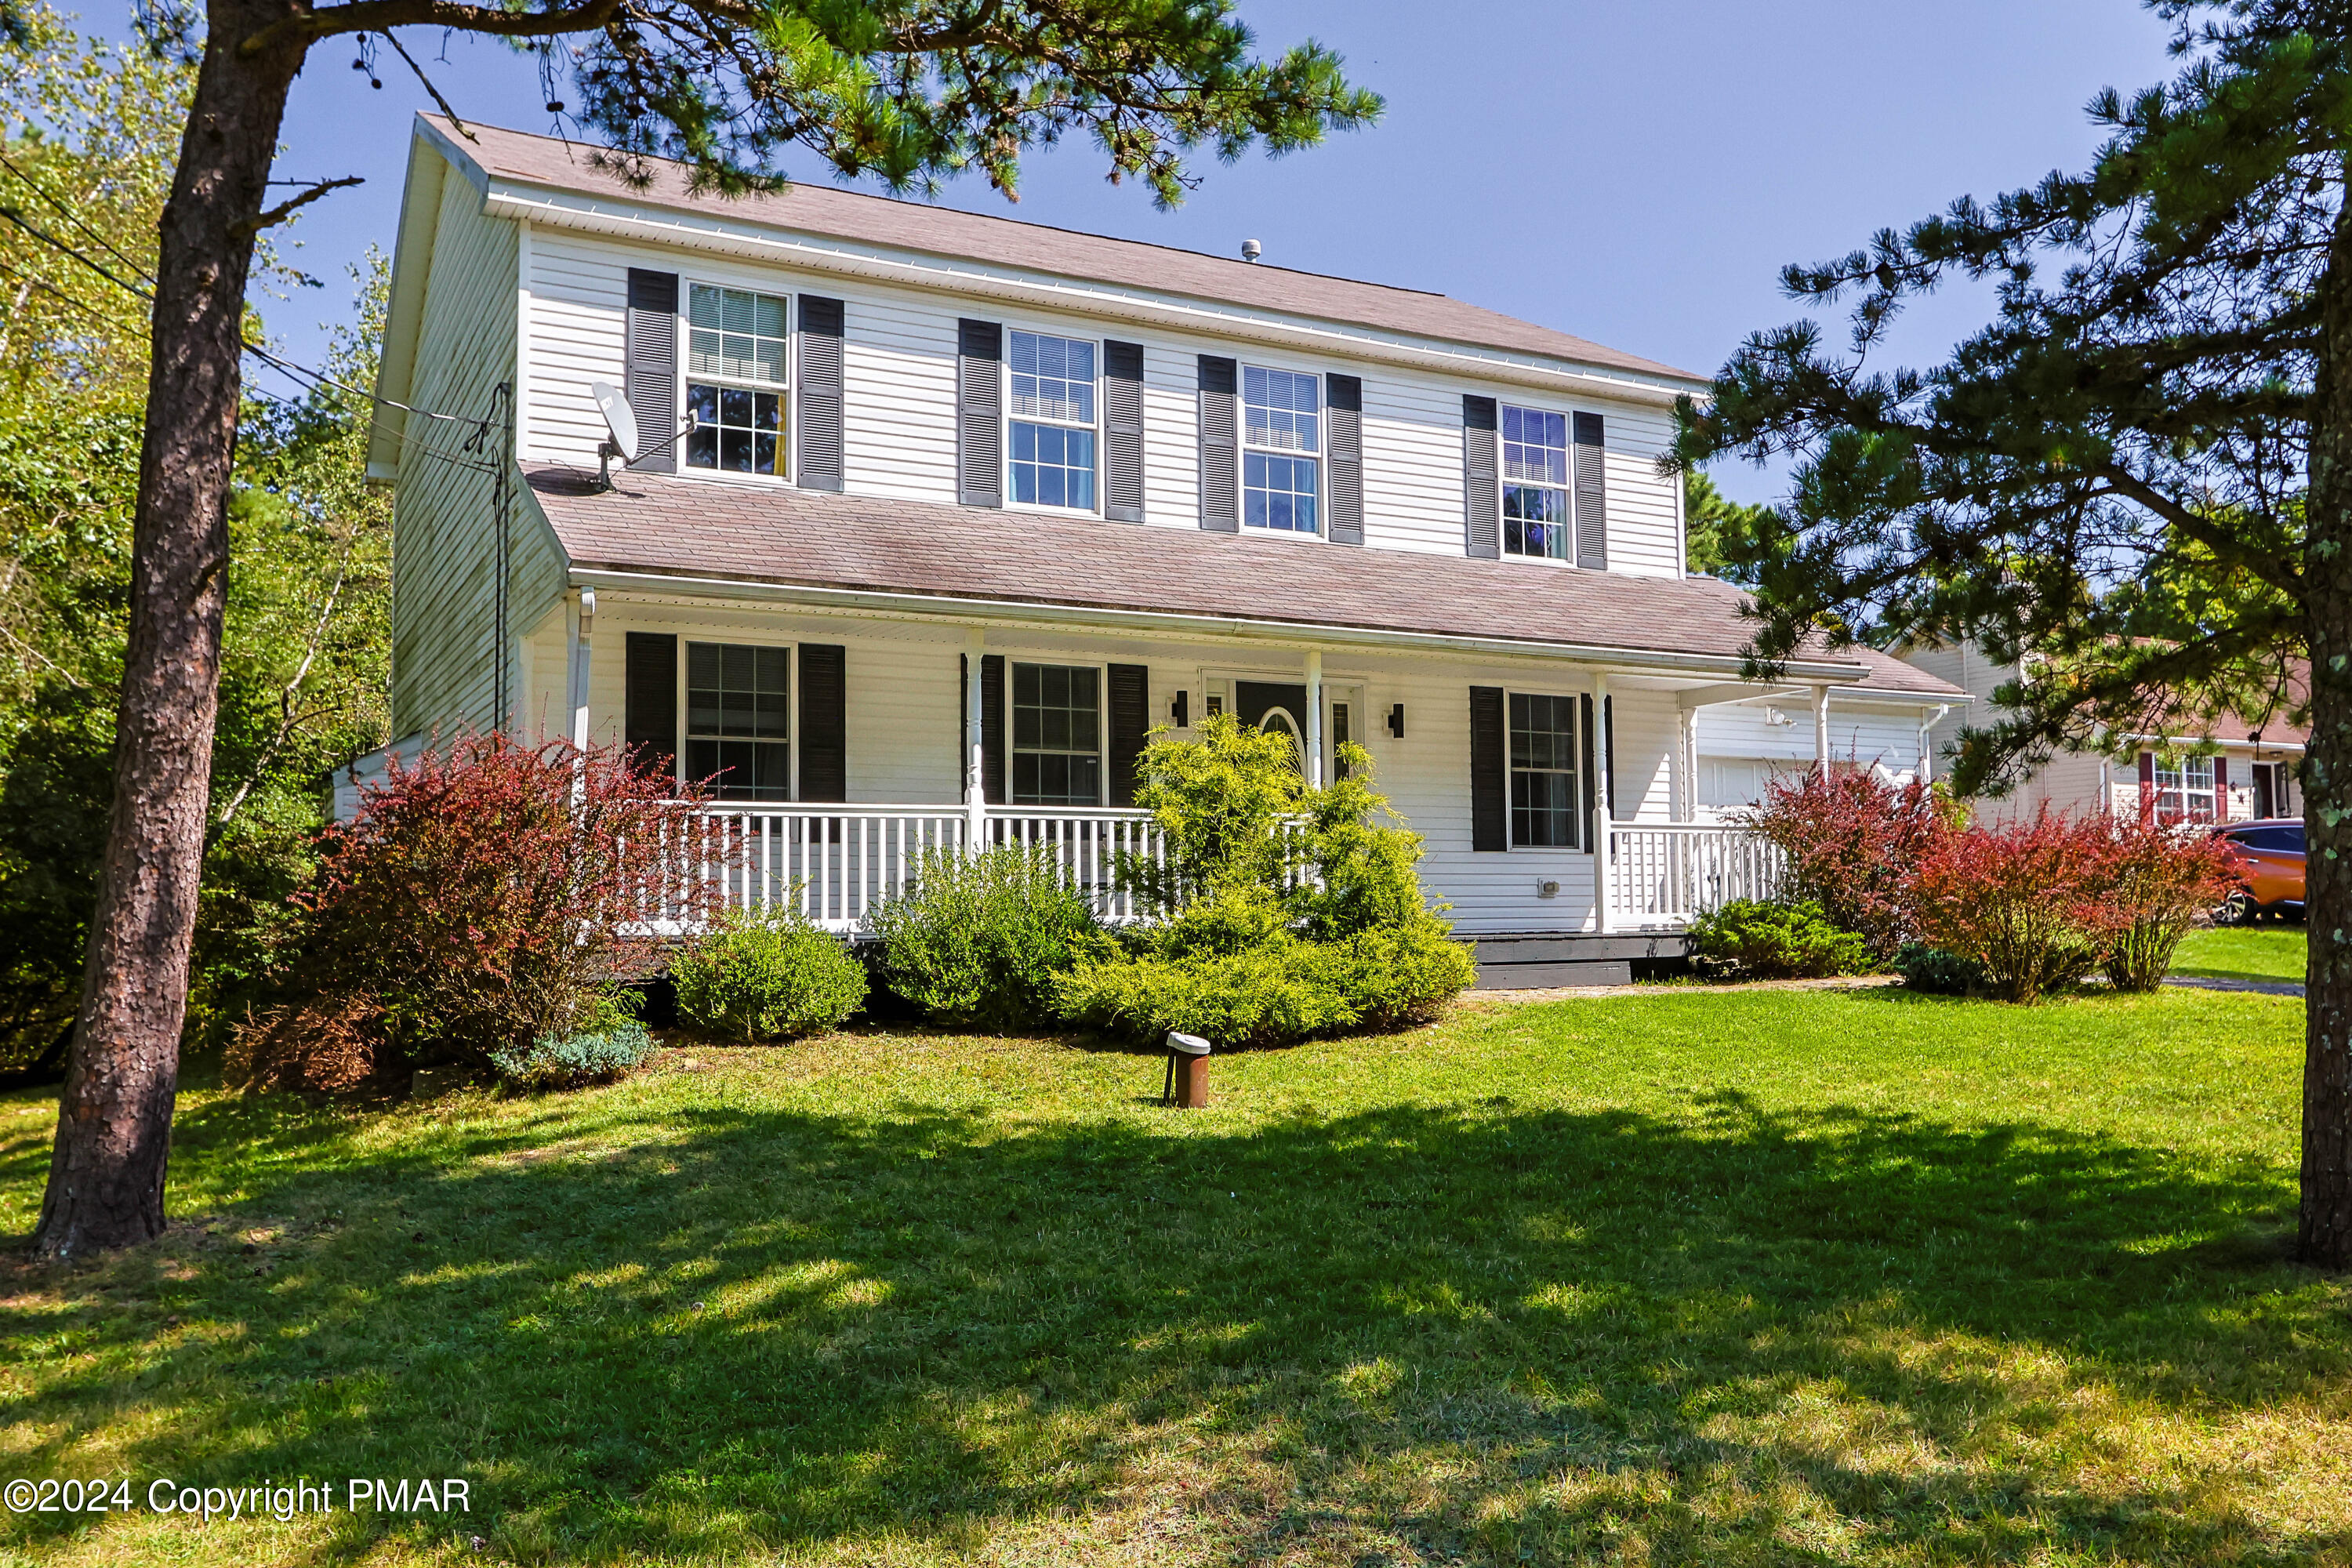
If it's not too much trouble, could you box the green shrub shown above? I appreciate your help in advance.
[489,996,655,1090]
[1894,942,1985,996]
[671,906,866,1041]
[863,844,1102,1029]
[1686,898,1874,980]
[1066,716,1474,1047]
[1058,901,1472,1051]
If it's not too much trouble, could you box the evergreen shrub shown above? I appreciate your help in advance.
[863,844,1102,1029]
[672,906,867,1040]
[490,1007,657,1091]
[1686,898,1874,980]
[1893,942,1985,996]
[1060,716,1473,1048]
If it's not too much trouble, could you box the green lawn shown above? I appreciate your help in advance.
[2,985,2343,1566]
[2174,925,2308,985]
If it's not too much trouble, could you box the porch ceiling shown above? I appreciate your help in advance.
[531,466,1925,687]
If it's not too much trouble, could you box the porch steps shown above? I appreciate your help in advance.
[1468,931,1690,990]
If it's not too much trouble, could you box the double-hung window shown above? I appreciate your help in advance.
[1243,365,1319,534]
[2152,753,2216,823]
[686,641,790,801]
[1501,405,1570,561]
[1509,692,1580,847]
[684,284,788,477]
[1011,662,1101,805]
[1009,331,1097,510]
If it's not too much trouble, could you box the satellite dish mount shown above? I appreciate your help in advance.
[588,380,697,490]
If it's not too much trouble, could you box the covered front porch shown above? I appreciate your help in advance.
[525,590,1856,982]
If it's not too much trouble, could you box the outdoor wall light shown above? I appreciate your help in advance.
[1387,702,1406,739]
[1171,689,1190,727]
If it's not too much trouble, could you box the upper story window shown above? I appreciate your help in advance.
[1243,365,1319,534]
[1009,331,1097,510]
[1510,692,1580,847]
[686,641,790,801]
[2152,753,2216,823]
[684,285,788,477]
[1501,405,1570,561]
[1011,662,1101,805]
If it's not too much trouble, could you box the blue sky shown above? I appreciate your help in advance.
[255,0,2178,503]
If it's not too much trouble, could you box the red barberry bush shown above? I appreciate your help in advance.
[233,734,717,1089]
[1743,768,1950,957]
[2088,813,2246,993]
[1913,810,2109,1004]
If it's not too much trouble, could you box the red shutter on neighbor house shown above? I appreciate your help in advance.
[2212,754,2228,820]
[2138,750,2155,817]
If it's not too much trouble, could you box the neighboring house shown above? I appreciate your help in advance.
[369,115,1969,984]
[1902,641,2305,824]
[1688,645,1965,817]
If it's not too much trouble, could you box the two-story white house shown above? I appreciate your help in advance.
[368,115,1966,985]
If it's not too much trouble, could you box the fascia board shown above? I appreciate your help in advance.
[370,128,457,482]
[564,564,1870,684]
[482,181,1706,410]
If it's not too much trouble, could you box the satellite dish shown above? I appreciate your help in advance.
[590,380,639,461]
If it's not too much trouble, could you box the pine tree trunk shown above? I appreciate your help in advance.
[2303,159,2352,1272]
[31,2,303,1260]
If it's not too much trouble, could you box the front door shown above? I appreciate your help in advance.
[2252,762,2277,820]
[1235,682,1308,771]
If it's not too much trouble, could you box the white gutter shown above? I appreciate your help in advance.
[476,179,1701,410]
[2116,731,2307,753]
[564,564,1872,684]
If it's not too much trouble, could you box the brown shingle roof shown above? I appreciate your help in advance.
[434,118,1702,387]
[528,466,1960,697]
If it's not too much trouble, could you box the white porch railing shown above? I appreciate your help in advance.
[661,804,1167,931]
[1601,819,1784,928]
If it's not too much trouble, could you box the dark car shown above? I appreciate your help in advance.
[2213,818,2304,923]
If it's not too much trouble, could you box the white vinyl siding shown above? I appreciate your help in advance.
[389,171,545,736]
[510,225,1684,572]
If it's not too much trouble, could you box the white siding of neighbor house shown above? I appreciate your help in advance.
[549,597,1711,932]
[389,176,567,738]
[510,220,1682,574]
[1692,696,1943,814]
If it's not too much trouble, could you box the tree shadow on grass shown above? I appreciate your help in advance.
[0,1079,2342,1564]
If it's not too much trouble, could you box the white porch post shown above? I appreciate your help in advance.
[565,588,594,753]
[1592,672,1611,934]
[1304,648,1324,787]
[965,627,988,853]
[1811,684,1831,775]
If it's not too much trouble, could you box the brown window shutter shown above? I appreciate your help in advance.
[957,319,1003,507]
[797,644,847,802]
[1470,685,1506,851]
[797,296,845,492]
[1107,663,1151,805]
[1327,373,1363,545]
[1104,340,1146,522]
[624,631,677,785]
[1573,411,1607,569]
[1198,355,1239,532]
[1463,395,1498,558]
[624,269,679,475]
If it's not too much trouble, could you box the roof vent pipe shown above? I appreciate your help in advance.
[1240,238,1262,263]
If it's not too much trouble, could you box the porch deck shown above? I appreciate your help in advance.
[664,804,1781,981]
